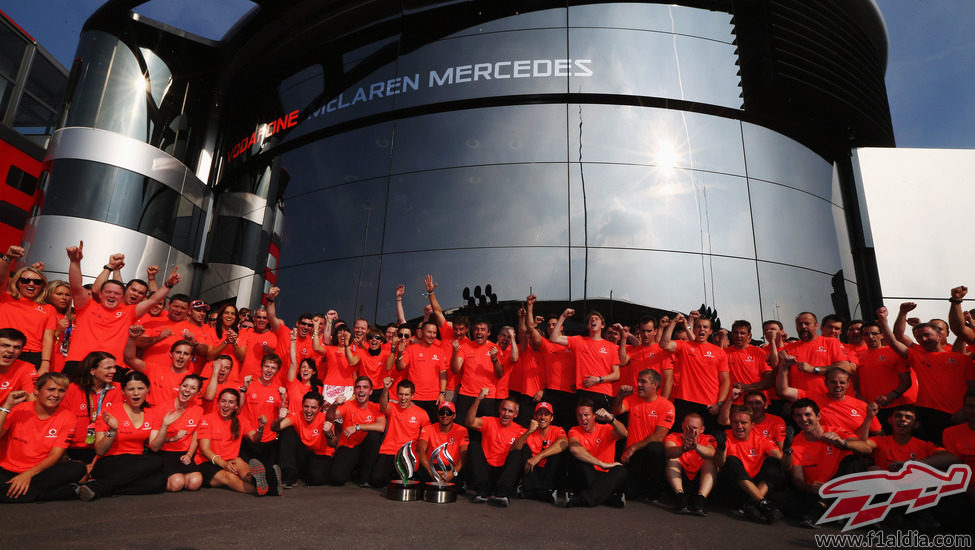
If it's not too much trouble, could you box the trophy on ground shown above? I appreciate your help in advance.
[424,442,457,503]
[386,440,423,501]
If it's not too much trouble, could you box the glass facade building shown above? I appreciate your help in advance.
[26,0,895,328]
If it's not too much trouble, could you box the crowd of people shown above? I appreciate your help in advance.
[0,243,973,533]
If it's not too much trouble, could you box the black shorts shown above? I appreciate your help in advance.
[159,450,201,477]
[197,462,223,486]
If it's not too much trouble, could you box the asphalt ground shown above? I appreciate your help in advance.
[1,483,865,550]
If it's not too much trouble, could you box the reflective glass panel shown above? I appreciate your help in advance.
[384,163,568,251]
[568,3,734,43]
[757,262,838,328]
[278,123,394,197]
[445,7,567,38]
[742,122,833,200]
[275,255,381,323]
[582,248,706,313]
[708,256,762,327]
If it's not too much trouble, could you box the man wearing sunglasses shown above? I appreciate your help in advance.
[418,401,468,484]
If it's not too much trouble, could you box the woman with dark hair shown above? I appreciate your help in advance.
[76,371,165,501]
[195,388,258,494]
[42,280,72,373]
[149,374,204,492]
[61,351,124,465]
[201,304,241,384]
[0,248,56,372]
[202,355,236,414]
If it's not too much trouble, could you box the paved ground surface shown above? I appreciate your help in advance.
[1,484,861,550]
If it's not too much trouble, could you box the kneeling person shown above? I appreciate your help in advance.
[664,413,716,515]
[561,399,628,507]
[522,402,568,502]
[716,405,783,523]
[273,392,337,486]
[466,387,529,506]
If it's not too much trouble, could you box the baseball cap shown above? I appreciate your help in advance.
[534,401,554,414]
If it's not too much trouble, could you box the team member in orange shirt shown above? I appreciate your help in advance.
[510,305,545,427]
[719,389,787,449]
[725,320,773,404]
[548,308,620,413]
[42,279,72,374]
[424,275,470,401]
[137,294,206,378]
[327,376,386,487]
[63,241,179,376]
[372,378,429,488]
[0,246,55,372]
[396,320,448,423]
[778,365,881,439]
[659,311,730,435]
[525,295,577,430]
[62,351,123,464]
[869,404,955,471]
[195,388,259,494]
[238,354,286,496]
[199,304,241,382]
[854,321,915,434]
[560,399,627,508]
[612,369,674,501]
[786,398,874,528]
[881,301,975,443]
[845,320,868,363]
[454,320,508,426]
[272,392,337,486]
[201,356,236,414]
[466,388,529,507]
[664,413,716,515]
[617,316,674,398]
[418,401,469,484]
[520,401,567,502]
[77,371,167,501]
[775,312,854,396]
[492,325,519,403]
[0,328,37,404]
[125,325,197,407]
[716,406,783,523]
[278,351,324,488]
[942,392,975,508]
[148,374,205,492]
[234,308,278,382]
[0,372,85,503]
[356,328,390,402]
[318,325,360,405]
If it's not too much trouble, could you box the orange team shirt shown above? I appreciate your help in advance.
[907,347,975,414]
[139,318,207,377]
[201,381,236,415]
[145,365,200,408]
[379,403,429,455]
[537,338,575,393]
[724,429,779,477]
[194,412,254,464]
[725,345,772,404]
[400,342,448,401]
[420,422,469,463]
[618,344,673,392]
[336,401,382,447]
[846,342,868,365]
[781,336,848,394]
[942,424,975,472]
[512,345,545,398]
[239,329,278,381]
[795,389,881,434]
[493,346,516,400]
[438,323,468,391]
[95,406,155,456]
[241,380,284,443]
[197,326,241,383]
[0,293,56,351]
[568,423,620,472]
[151,404,204,453]
[285,379,314,416]
[51,311,68,374]
[663,432,717,480]
[356,347,392,391]
[525,424,566,468]
[479,416,527,467]
[321,345,358,387]
[60,383,124,449]
[753,414,787,447]
[566,336,618,397]
[670,340,729,406]
[0,402,75,472]
[0,360,37,403]
[856,347,918,407]
[790,425,854,484]
[286,410,335,456]
[458,341,502,398]
[870,435,942,470]
[620,394,675,449]
[66,302,139,363]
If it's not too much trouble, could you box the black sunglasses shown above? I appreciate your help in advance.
[368,335,383,340]
[398,332,411,338]
[438,410,454,416]
[19,277,43,285]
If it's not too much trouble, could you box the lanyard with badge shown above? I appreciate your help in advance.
[85,386,112,444]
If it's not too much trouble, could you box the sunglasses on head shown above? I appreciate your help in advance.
[19,277,43,285]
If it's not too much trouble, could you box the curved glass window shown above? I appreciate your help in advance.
[757,262,838,327]
[568,3,734,43]
[742,122,833,201]
[41,159,205,255]
[278,123,394,196]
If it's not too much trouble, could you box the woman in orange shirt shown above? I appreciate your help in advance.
[42,280,72,374]
[0,262,56,372]
[149,374,205,492]
[195,388,258,494]
[62,351,123,465]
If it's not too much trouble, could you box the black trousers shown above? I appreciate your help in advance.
[566,456,627,506]
[468,445,524,498]
[413,400,439,425]
[86,454,166,498]
[277,427,300,484]
[294,446,332,485]
[329,431,382,486]
[509,391,536,428]
[916,406,952,445]
[0,462,86,503]
[542,389,578,430]
[717,456,781,507]
[520,447,566,498]
[624,441,666,498]
[240,438,281,495]
[780,454,865,519]
[575,390,611,414]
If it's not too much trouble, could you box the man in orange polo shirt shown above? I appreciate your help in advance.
[371,378,428,487]
[612,368,673,501]
[466,388,529,506]
[943,391,975,508]
[854,320,915,434]
[520,401,567,502]
[716,406,783,523]
[0,329,36,405]
[659,310,730,435]
[617,316,674,398]
[664,413,716,515]
[0,372,85,502]
[548,308,620,413]
[453,321,506,427]
[525,296,577,430]
[560,399,628,508]
[725,320,773,404]
[418,400,469,484]
[271,391,337,486]
[327,376,385,487]
[775,312,853,397]
[778,365,882,439]
[396,321,447,423]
